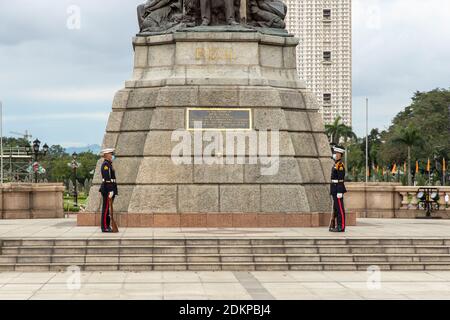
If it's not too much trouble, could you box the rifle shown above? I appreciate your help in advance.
[329,213,336,230]
[109,197,119,233]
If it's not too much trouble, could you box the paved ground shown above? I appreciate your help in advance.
[0,271,450,300]
[1,218,449,300]
[0,217,449,239]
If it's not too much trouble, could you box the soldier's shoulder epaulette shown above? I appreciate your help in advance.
[336,162,345,171]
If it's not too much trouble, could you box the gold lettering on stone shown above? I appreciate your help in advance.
[195,48,235,61]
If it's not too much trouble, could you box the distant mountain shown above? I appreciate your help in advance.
[65,144,101,155]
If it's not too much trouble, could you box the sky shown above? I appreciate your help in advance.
[0,0,449,147]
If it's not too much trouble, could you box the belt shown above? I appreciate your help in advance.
[331,180,344,183]
[102,179,116,183]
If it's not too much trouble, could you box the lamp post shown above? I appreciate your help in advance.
[70,152,80,207]
[31,139,49,183]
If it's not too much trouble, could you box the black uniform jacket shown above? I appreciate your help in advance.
[330,160,347,196]
[99,160,118,196]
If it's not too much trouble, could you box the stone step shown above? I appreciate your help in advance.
[3,244,449,249]
[2,237,450,272]
[1,261,450,272]
[2,245,449,256]
[2,254,450,265]
[3,238,450,247]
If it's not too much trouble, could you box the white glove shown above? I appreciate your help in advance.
[337,193,343,199]
[108,191,114,199]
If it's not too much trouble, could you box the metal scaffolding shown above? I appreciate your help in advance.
[0,146,33,182]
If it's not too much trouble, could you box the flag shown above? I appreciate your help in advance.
[443,158,447,173]
[416,161,419,173]
[404,162,407,174]
[391,163,397,174]
[427,158,431,172]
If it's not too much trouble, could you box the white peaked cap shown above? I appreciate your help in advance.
[100,148,116,156]
[332,146,345,154]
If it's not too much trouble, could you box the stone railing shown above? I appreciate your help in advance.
[346,183,450,219]
[0,183,65,219]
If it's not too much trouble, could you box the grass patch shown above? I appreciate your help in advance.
[64,193,88,212]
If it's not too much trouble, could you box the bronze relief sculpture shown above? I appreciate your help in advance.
[137,0,288,34]
[137,0,183,33]
[248,0,287,29]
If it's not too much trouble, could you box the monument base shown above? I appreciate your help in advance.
[85,31,337,228]
[77,212,357,228]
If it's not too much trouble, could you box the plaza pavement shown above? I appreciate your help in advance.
[0,270,450,300]
[0,217,450,300]
[0,217,449,239]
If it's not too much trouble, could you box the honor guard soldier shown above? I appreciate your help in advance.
[330,145,347,233]
[99,148,118,233]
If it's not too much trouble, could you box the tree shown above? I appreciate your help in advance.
[76,152,99,184]
[3,137,30,148]
[347,139,365,181]
[363,129,384,179]
[325,116,357,145]
[340,89,449,184]
[379,88,450,185]
[39,146,99,184]
[48,145,66,158]
[392,125,424,185]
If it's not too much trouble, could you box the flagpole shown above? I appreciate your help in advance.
[365,98,369,184]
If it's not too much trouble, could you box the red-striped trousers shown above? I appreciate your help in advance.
[101,194,115,231]
[332,195,346,231]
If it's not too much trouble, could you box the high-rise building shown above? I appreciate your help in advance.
[285,0,352,126]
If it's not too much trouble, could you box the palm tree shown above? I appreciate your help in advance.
[392,125,424,186]
[341,126,357,144]
[325,116,356,145]
[325,117,357,177]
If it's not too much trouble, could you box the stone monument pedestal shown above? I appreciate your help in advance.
[79,31,356,228]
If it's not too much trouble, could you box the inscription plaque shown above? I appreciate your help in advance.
[187,108,252,131]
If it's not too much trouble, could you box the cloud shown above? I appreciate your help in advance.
[59,141,93,148]
[24,87,119,102]
[0,0,449,145]
[0,0,144,146]
[5,112,109,122]
[352,0,450,135]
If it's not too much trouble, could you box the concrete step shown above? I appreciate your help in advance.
[2,237,450,271]
[2,244,450,250]
[1,254,450,265]
[1,261,450,272]
[3,238,450,247]
[3,238,449,245]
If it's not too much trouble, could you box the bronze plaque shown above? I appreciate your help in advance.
[187,108,252,131]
